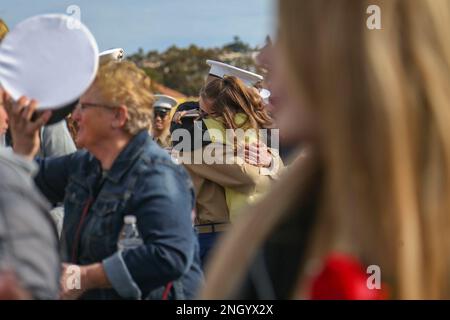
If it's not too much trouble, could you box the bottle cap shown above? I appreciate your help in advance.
[124,215,136,224]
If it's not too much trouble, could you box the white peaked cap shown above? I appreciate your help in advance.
[153,94,177,110]
[206,60,263,87]
[0,14,99,110]
[99,48,125,64]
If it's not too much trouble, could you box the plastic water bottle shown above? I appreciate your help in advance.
[117,215,143,251]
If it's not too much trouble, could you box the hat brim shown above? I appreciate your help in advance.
[32,99,77,125]
[154,106,171,111]
[0,14,98,113]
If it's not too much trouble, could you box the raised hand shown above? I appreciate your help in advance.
[2,91,52,159]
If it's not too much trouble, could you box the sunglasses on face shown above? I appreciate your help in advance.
[154,109,169,118]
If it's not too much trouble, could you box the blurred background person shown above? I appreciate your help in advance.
[36,123,76,158]
[201,0,450,299]
[6,60,202,300]
[180,75,283,268]
[0,142,60,299]
[151,94,177,148]
[0,89,60,299]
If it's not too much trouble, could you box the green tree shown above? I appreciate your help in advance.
[127,37,263,96]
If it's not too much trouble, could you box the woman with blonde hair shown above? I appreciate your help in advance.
[5,60,203,300]
[201,0,450,299]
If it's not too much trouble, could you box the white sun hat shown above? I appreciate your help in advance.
[0,14,99,123]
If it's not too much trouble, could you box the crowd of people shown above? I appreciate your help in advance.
[0,0,450,300]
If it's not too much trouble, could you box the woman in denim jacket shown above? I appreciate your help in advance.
[4,61,202,300]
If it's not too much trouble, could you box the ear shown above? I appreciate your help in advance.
[111,105,128,129]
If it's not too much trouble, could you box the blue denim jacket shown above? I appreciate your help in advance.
[34,130,203,299]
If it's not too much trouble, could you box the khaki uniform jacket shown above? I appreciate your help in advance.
[153,130,172,149]
[182,143,283,225]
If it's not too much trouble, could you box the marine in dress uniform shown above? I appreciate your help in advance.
[172,60,283,268]
[151,94,177,148]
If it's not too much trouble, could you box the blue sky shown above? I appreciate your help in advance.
[1,0,276,53]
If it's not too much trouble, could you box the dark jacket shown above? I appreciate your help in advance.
[170,101,210,151]
[34,130,203,299]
